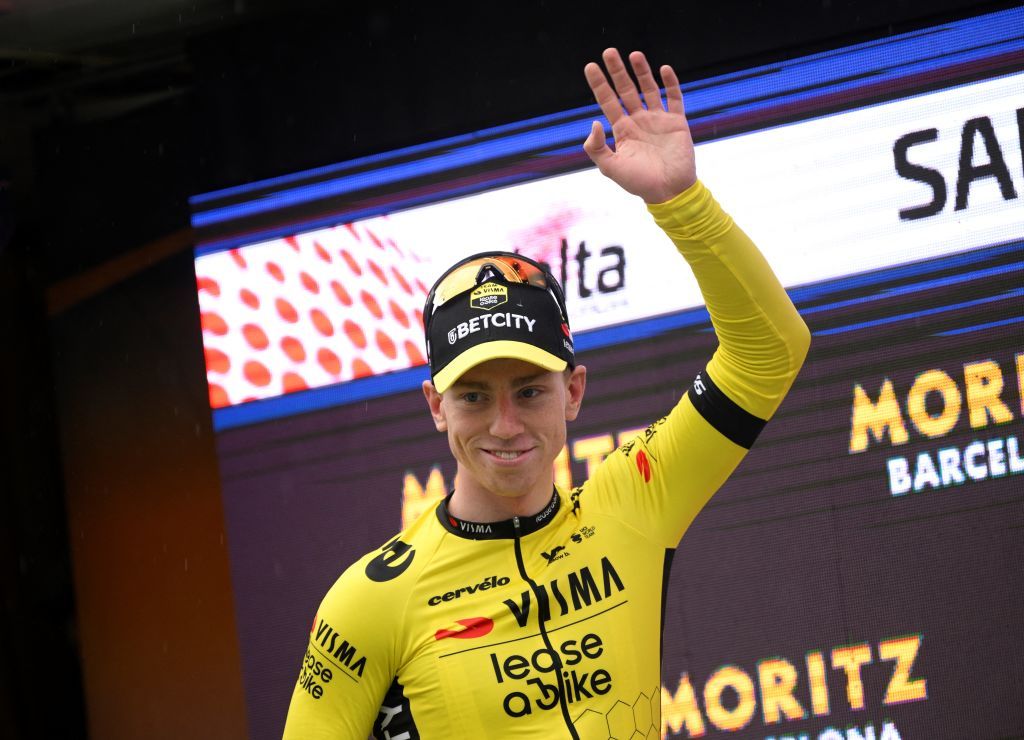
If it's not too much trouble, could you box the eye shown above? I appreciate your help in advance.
[520,387,542,399]
[462,391,482,403]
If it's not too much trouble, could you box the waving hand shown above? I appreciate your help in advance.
[583,49,696,204]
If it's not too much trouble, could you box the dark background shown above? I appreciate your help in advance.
[1,1,1019,737]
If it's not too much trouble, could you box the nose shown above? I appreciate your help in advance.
[489,393,524,439]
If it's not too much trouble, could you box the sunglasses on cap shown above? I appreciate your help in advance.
[423,251,570,355]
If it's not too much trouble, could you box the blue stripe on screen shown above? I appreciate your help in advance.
[190,8,1024,235]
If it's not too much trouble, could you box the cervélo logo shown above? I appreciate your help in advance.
[365,538,415,582]
[428,575,511,606]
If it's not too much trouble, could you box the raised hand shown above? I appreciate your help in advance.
[583,49,696,205]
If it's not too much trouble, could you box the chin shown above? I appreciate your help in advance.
[484,472,539,500]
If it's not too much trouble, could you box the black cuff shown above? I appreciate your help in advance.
[688,369,766,449]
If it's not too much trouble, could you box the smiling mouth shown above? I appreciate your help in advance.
[485,449,530,461]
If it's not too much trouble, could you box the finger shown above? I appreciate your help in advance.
[584,61,625,125]
[602,48,644,114]
[582,120,613,169]
[660,64,685,116]
[629,51,663,112]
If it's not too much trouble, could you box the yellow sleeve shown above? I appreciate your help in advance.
[647,179,810,420]
[282,554,405,739]
[581,180,809,548]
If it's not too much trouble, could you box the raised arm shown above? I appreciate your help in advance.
[579,50,810,547]
[582,48,810,422]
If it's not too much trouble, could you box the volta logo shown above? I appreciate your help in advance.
[365,538,415,582]
[434,617,494,640]
[635,450,652,483]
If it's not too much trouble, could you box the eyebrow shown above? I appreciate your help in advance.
[451,371,549,391]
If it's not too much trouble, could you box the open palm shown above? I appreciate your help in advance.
[583,49,696,205]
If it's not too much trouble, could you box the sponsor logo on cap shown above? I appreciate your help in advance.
[470,283,508,311]
[447,313,536,345]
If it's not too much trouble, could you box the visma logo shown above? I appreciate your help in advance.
[504,557,625,627]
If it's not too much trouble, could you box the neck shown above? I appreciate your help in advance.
[447,471,555,523]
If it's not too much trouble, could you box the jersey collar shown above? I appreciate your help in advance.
[436,488,561,540]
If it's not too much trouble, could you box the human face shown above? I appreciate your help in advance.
[423,358,586,514]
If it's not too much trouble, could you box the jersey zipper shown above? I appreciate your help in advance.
[512,515,580,740]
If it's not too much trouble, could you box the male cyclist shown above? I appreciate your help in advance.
[283,48,810,739]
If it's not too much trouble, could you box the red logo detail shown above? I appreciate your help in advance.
[449,516,458,527]
[310,614,318,634]
[434,617,494,641]
[561,323,572,339]
[636,450,652,483]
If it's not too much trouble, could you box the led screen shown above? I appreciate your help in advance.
[191,9,1024,739]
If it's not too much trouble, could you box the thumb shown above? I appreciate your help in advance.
[582,121,613,169]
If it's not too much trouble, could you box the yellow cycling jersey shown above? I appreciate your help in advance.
[283,181,810,739]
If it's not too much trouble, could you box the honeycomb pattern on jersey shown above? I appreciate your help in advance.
[572,687,661,739]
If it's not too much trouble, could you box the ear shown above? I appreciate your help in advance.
[422,379,448,432]
[564,365,587,422]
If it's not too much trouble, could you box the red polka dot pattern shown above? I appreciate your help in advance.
[391,267,412,295]
[361,291,383,319]
[281,336,306,363]
[376,330,397,360]
[209,383,229,408]
[300,272,319,294]
[201,311,228,335]
[282,372,307,392]
[205,347,230,374]
[404,341,425,366]
[368,260,388,286]
[197,276,221,296]
[318,348,341,375]
[276,298,298,323]
[244,361,271,387]
[344,320,367,349]
[330,280,352,306]
[341,250,361,275]
[390,300,409,328]
[243,324,269,350]
[310,308,334,337]
[194,221,430,407]
[240,289,260,309]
